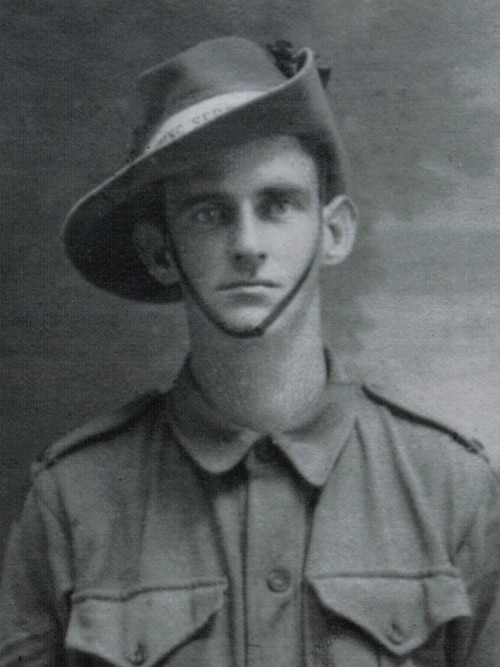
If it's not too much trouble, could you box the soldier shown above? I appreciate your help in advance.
[1,37,499,666]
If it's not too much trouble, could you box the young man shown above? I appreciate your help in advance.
[1,37,499,666]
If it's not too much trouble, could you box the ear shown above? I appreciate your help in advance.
[320,195,357,266]
[132,221,179,286]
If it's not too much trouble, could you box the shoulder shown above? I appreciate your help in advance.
[356,382,499,534]
[360,383,487,459]
[33,390,165,474]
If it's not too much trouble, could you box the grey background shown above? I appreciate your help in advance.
[2,0,500,557]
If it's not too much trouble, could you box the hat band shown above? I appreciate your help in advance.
[145,90,265,153]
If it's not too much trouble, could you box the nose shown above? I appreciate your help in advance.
[230,202,267,273]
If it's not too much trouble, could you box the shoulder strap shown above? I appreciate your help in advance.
[34,390,163,471]
[362,383,486,457]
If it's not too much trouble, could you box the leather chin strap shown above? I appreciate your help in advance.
[166,223,322,338]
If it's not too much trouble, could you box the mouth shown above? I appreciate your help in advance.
[219,280,281,290]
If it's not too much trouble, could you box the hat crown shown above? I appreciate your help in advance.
[131,38,286,158]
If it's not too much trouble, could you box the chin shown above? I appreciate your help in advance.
[219,311,272,333]
[212,299,283,332]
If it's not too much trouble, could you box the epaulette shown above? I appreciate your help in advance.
[34,390,163,472]
[362,384,486,458]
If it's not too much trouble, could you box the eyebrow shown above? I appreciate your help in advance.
[165,192,228,215]
[259,183,312,200]
[254,184,315,211]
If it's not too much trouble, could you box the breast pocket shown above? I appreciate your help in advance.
[307,572,471,665]
[65,580,227,667]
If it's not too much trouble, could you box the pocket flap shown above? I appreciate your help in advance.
[66,580,227,666]
[308,572,471,657]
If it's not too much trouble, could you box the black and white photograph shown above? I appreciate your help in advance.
[1,1,500,664]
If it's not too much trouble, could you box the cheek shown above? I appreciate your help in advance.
[276,221,320,267]
[172,235,224,283]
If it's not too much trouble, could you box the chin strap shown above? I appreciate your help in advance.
[166,223,322,338]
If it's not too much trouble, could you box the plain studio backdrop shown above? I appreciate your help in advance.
[2,0,500,558]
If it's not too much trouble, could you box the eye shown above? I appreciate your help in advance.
[189,204,227,227]
[271,197,293,214]
[258,192,300,220]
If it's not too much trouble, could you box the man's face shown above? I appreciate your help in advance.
[164,135,330,335]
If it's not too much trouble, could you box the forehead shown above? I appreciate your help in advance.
[165,134,318,197]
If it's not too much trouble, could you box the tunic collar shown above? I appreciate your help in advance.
[165,355,357,487]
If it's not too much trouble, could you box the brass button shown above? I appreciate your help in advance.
[128,642,147,665]
[254,437,276,463]
[267,568,291,593]
[387,622,405,645]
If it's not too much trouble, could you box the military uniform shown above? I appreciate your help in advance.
[1,364,499,666]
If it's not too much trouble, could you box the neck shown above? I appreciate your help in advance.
[187,296,328,431]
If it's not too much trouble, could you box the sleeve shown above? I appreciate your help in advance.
[448,465,500,666]
[0,477,72,665]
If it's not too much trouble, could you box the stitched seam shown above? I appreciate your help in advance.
[72,580,228,603]
[309,569,459,579]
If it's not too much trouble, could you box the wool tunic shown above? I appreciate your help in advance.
[1,365,499,666]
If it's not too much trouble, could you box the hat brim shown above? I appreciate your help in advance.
[63,49,345,302]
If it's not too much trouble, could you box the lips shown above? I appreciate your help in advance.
[219,279,280,290]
